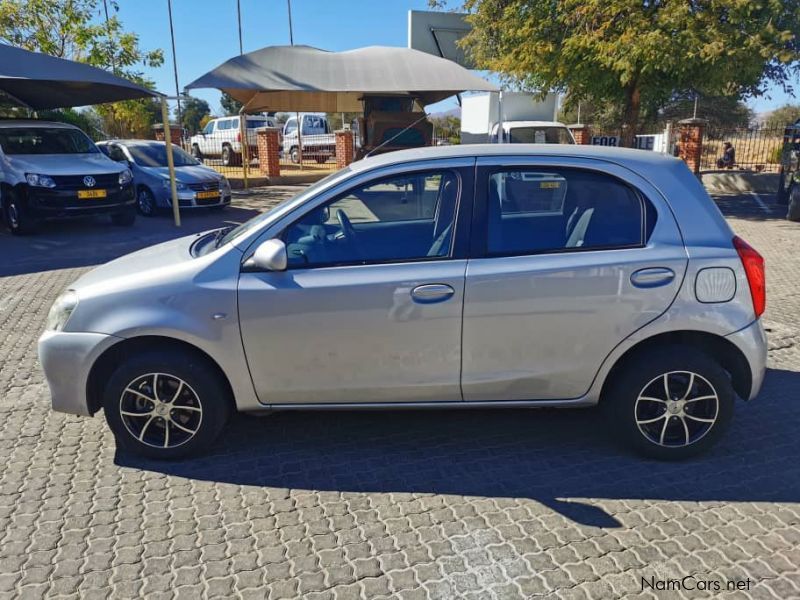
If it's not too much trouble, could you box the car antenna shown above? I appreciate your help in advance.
[364,113,431,159]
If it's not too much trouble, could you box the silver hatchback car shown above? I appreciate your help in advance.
[39,145,767,460]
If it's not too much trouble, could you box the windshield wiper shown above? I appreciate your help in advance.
[213,223,240,249]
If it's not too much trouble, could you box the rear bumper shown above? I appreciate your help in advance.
[725,319,768,400]
[38,330,120,416]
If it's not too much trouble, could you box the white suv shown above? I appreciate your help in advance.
[189,115,276,166]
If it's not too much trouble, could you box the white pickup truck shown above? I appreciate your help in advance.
[190,115,276,166]
[281,114,336,164]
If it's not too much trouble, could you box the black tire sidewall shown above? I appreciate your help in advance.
[103,350,231,459]
[604,346,735,460]
[137,187,157,216]
[4,189,39,235]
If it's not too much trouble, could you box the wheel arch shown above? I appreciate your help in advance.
[600,330,753,402]
[86,335,236,416]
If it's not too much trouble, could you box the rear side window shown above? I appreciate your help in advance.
[485,169,649,256]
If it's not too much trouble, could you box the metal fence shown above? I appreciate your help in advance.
[700,123,785,172]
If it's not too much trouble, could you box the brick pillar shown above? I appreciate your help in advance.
[678,118,707,174]
[152,125,182,143]
[568,124,591,145]
[335,130,355,169]
[256,128,281,177]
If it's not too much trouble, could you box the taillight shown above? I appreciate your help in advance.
[236,132,241,142]
[733,236,766,318]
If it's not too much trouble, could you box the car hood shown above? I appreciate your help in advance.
[5,153,123,175]
[139,165,221,182]
[71,233,202,291]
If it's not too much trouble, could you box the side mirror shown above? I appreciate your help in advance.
[250,239,287,271]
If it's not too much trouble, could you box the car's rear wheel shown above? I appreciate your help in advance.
[604,345,734,460]
[290,146,300,164]
[110,206,136,226]
[787,183,800,222]
[103,349,231,459]
[191,144,203,161]
[137,187,157,217]
[221,145,241,167]
[3,188,40,235]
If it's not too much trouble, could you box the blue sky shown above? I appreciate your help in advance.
[116,0,797,118]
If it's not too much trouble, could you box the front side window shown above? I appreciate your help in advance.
[203,122,215,134]
[128,143,199,167]
[284,120,297,135]
[486,169,646,256]
[282,171,460,268]
[0,127,98,155]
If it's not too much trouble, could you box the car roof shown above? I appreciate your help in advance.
[351,143,683,173]
[0,119,80,130]
[98,139,179,146]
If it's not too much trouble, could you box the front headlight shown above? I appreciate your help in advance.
[118,169,133,185]
[25,173,57,188]
[45,290,79,332]
[162,178,187,191]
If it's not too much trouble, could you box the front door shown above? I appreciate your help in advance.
[461,159,688,401]
[238,163,473,405]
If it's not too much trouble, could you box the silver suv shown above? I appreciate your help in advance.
[38,145,767,460]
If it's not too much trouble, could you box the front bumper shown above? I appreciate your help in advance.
[158,188,232,209]
[38,330,120,416]
[29,184,135,219]
[725,319,768,400]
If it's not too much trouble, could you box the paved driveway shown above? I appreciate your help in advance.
[0,188,798,599]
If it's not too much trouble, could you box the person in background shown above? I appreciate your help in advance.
[717,141,736,169]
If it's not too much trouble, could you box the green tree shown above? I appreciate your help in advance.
[179,96,211,134]
[439,0,800,145]
[766,103,800,126]
[220,92,242,115]
[430,115,461,143]
[0,0,164,137]
[325,112,361,131]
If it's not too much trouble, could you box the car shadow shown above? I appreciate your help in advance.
[0,206,260,277]
[116,367,799,528]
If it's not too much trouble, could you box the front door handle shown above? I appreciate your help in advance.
[411,283,455,304]
[631,267,676,288]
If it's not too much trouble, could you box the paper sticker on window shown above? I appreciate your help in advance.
[540,181,561,189]
[534,130,546,143]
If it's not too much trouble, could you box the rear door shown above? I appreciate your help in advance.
[461,156,687,401]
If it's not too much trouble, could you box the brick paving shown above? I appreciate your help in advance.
[0,187,798,599]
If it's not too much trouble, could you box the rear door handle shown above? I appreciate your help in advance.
[411,283,455,303]
[631,267,676,288]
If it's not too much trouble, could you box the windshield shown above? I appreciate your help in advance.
[247,119,267,128]
[0,127,98,155]
[214,168,350,249]
[508,127,575,144]
[127,143,199,167]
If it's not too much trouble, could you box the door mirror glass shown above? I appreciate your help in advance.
[251,239,288,271]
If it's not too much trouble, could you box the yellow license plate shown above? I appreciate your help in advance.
[196,190,220,199]
[77,189,107,199]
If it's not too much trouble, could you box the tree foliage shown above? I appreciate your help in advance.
[179,96,211,134]
[220,92,242,115]
[0,0,164,137]
[766,103,800,126]
[440,0,800,145]
[430,115,461,143]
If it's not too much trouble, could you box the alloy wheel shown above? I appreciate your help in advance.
[634,371,719,448]
[119,373,203,449]
[138,189,154,215]
[7,201,19,228]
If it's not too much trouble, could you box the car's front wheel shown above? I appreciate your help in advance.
[3,189,40,234]
[103,349,231,459]
[137,187,157,216]
[604,345,734,460]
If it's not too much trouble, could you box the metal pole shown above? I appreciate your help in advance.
[160,96,181,227]
[287,0,294,45]
[237,0,243,54]
[239,107,250,189]
[102,0,117,75]
[167,0,182,128]
[286,0,302,168]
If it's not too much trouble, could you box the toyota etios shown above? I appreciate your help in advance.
[39,145,767,460]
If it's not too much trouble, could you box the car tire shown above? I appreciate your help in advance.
[2,188,39,235]
[787,184,800,222]
[103,349,232,459]
[222,145,241,167]
[137,187,157,217]
[191,144,203,161]
[290,147,300,164]
[315,156,328,164]
[110,206,136,226]
[603,345,734,460]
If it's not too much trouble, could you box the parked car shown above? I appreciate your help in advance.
[189,115,276,166]
[97,140,231,216]
[39,145,767,461]
[281,113,336,164]
[0,120,135,234]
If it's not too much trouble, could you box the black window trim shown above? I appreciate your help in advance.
[471,164,651,260]
[279,167,472,271]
